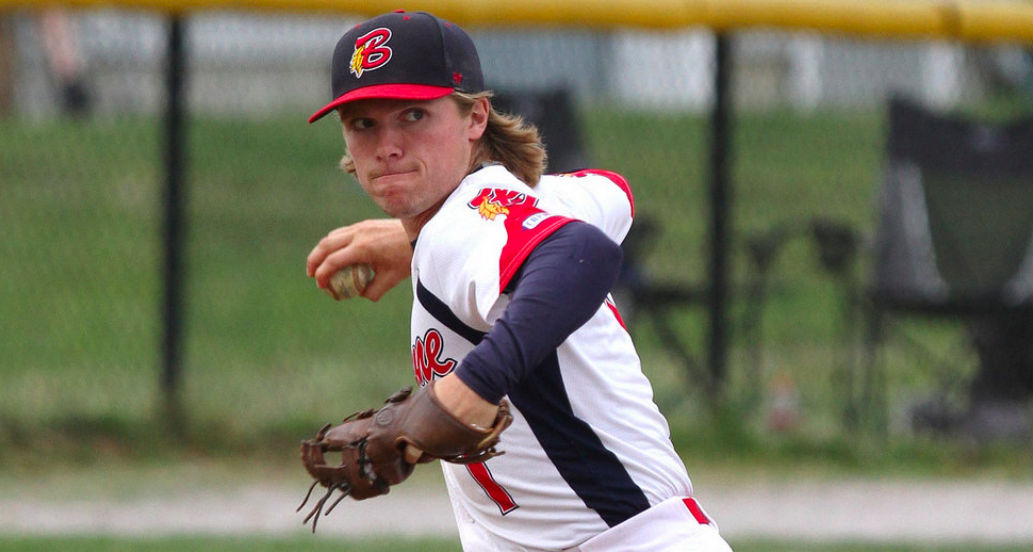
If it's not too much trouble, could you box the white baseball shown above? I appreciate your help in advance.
[328,264,374,300]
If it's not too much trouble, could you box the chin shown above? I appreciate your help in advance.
[375,200,415,220]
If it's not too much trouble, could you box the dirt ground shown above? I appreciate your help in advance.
[3,472,1032,544]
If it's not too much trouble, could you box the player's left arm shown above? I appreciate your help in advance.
[409,220,620,459]
[431,373,504,436]
[451,220,622,404]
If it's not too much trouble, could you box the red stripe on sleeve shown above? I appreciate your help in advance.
[570,169,634,218]
[498,210,575,292]
[683,497,713,525]
[605,298,627,331]
[467,187,577,294]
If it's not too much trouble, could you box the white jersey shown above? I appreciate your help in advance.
[409,164,692,551]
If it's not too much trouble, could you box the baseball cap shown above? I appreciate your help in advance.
[309,10,485,123]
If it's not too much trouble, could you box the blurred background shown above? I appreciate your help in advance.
[1,1,1032,550]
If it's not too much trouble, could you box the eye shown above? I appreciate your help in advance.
[402,108,425,122]
[348,118,374,131]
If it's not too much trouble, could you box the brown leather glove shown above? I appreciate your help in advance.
[297,381,512,532]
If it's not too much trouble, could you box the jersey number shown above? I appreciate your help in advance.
[467,462,518,515]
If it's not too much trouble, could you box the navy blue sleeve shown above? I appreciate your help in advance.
[454,221,623,404]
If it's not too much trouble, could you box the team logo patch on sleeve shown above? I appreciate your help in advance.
[467,188,534,220]
[468,187,577,292]
[477,200,508,221]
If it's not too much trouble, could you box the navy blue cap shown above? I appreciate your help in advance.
[309,10,485,123]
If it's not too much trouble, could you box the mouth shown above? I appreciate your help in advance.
[369,168,417,182]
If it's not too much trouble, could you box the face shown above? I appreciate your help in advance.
[339,96,488,235]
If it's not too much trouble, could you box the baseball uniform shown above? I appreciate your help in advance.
[409,164,730,551]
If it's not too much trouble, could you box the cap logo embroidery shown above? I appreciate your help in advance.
[350,28,393,78]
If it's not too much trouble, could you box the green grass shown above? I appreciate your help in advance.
[0,536,1029,552]
[1,106,1029,475]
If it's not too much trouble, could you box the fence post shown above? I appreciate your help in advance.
[161,14,187,434]
[707,32,733,401]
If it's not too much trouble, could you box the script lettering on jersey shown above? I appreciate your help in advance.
[468,188,536,221]
[412,328,457,386]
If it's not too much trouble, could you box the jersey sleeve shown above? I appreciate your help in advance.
[535,169,634,244]
[454,221,623,403]
[415,183,577,329]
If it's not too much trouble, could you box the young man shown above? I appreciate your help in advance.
[306,10,732,551]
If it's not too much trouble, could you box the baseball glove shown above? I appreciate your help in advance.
[296,381,512,531]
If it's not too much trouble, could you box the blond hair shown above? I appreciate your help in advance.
[338,91,547,187]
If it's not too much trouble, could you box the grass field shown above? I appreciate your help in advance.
[1,536,1030,552]
[1,105,1029,478]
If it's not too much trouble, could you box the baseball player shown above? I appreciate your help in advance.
[302,10,733,551]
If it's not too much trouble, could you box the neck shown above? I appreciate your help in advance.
[402,194,450,241]
[404,152,486,240]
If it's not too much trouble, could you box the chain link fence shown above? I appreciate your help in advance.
[2,8,1032,447]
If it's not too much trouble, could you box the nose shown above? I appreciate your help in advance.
[374,125,404,162]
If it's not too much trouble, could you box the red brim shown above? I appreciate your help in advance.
[308,84,455,123]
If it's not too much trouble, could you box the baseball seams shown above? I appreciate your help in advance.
[329,264,374,300]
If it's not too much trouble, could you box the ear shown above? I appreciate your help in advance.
[467,97,490,141]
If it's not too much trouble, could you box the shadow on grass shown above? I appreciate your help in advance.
[1,407,1029,479]
[669,403,1033,478]
[0,411,317,469]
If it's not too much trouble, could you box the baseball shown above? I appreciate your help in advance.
[328,264,374,300]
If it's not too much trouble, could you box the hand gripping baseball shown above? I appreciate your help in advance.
[297,381,513,532]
